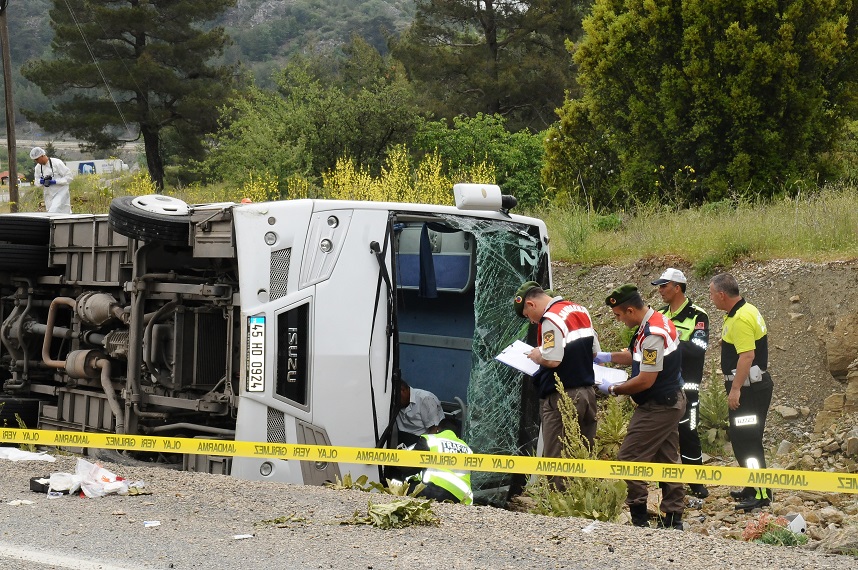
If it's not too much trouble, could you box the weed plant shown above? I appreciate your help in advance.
[594,395,634,460]
[698,370,730,456]
[526,375,626,521]
[344,499,439,529]
[326,473,426,497]
[742,512,808,546]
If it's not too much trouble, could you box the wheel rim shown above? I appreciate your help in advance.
[130,195,190,216]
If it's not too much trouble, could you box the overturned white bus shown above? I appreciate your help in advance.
[0,185,550,503]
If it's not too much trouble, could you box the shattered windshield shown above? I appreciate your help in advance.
[436,214,547,492]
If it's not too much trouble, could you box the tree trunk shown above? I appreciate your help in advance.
[141,124,164,191]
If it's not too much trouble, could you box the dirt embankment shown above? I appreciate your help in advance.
[551,257,858,443]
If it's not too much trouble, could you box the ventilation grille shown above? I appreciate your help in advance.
[269,248,291,301]
[195,311,227,387]
[267,407,287,443]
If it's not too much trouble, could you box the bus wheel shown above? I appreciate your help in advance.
[108,195,191,246]
[0,215,51,245]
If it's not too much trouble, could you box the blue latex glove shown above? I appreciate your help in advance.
[39,178,45,185]
[46,179,57,186]
[596,381,611,395]
[594,352,612,364]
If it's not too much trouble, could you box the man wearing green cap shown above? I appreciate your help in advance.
[598,283,686,529]
[513,281,600,471]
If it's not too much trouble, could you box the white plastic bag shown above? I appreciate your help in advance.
[48,472,82,494]
[76,458,128,498]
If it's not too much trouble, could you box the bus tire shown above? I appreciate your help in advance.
[108,195,191,246]
[0,216,51,245]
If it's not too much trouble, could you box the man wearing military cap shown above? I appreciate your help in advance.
[597,284,686,529]
[513,281,600,480]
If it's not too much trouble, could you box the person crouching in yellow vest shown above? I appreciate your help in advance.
[405,418,474,505]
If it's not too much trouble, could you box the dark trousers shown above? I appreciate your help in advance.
[540,385,597,490]
[617,391,686,514]
[678,387,703,466]
[541,385,597,455]
[724,374,773,470]
[408,480,459,503]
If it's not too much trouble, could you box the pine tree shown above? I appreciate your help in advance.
[391,0,592,132]
[22,0,237,190]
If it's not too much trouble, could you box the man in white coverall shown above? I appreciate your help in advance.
[31,147,72,213]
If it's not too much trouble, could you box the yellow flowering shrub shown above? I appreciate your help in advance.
[323,147,491,205]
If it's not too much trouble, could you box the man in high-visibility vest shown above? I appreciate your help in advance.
[709,272,774,512]
[652,268,710,499]
[406,418,473,505]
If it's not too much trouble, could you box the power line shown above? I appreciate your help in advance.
[88,3,149,136]
[61,0,131,134]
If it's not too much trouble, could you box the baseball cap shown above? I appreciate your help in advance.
[651,268,687,285]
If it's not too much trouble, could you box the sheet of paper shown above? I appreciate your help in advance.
[495,340,540,376]
[594,363,628,387]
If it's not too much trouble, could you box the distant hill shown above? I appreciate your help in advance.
[217,0,415,86]
[0,0,416,128]
[2,0,55,130]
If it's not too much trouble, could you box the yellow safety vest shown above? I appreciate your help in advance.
[420,430,473,505]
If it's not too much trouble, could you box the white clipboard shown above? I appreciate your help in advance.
[495,340,540,376]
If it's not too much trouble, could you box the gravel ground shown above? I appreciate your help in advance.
[2,259,857,569]
[1,455,856,570]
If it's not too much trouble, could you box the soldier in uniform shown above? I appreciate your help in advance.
[513,281,600,466]
[597,284,686,529]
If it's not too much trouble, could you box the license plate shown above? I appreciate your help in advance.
[246,315,265,392]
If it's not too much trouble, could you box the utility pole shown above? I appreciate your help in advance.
[0,0,17,212]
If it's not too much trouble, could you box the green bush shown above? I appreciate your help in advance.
[756,526,809,546]
[692,255,722,279]
[547,0,858,207]
[592,213,622,232]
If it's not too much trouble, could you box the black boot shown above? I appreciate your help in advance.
[629,504,650,528]
[689,484,709,499]
[735,488,773,512]
[656,512,683,530]
[729,486,756,500]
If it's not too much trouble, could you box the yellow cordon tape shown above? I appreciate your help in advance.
[3,428,857,494]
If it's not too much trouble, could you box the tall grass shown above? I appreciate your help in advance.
[7,167,858,269]
[537,183,858,267]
